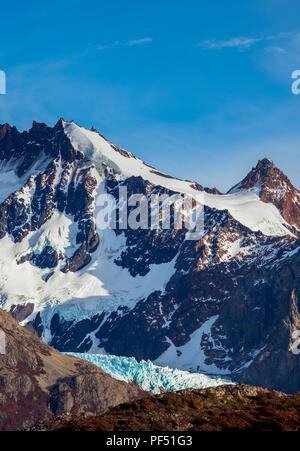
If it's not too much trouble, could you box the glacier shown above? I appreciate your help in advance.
[66,352,233,394]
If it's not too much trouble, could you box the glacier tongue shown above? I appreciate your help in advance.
[65,352,233,394]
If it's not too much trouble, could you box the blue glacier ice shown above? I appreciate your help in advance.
[66,353,233,394]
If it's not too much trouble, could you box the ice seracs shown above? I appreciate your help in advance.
[66,352,232,394]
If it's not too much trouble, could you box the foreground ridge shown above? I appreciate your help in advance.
[28,384,300,432]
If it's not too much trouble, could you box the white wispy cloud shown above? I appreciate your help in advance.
[97,41,120,51]
[97,38,152,51]
[197,31,300,54]
[264,46,287,54]
[197,37,261,50]
[126,38,152,46]
[257,31,300,80]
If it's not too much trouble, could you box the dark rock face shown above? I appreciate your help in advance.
[25,312,44,337]
[32,246,61,269]
[231,254,300,393]
[9,303,34,322]
[50,313,105,352]
[0,308,144,431]
[107,176,187,277]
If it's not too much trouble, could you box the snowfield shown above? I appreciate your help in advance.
[66,352,233,394]
[154,316,231,375]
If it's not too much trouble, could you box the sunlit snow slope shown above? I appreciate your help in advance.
[64,121,291,237]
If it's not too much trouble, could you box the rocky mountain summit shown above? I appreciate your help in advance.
[229,158,300,230]
[0,307,144,430]
[0,119,299,393]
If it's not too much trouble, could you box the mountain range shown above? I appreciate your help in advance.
[0,119,299,393]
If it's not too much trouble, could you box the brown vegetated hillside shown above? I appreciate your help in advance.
[29,384,300,432]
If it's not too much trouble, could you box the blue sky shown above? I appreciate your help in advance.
[0,0,300,191]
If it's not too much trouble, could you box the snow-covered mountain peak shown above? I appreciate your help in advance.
[62,120,137,175]
[228,157,300,230]
[62,120,204,195]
